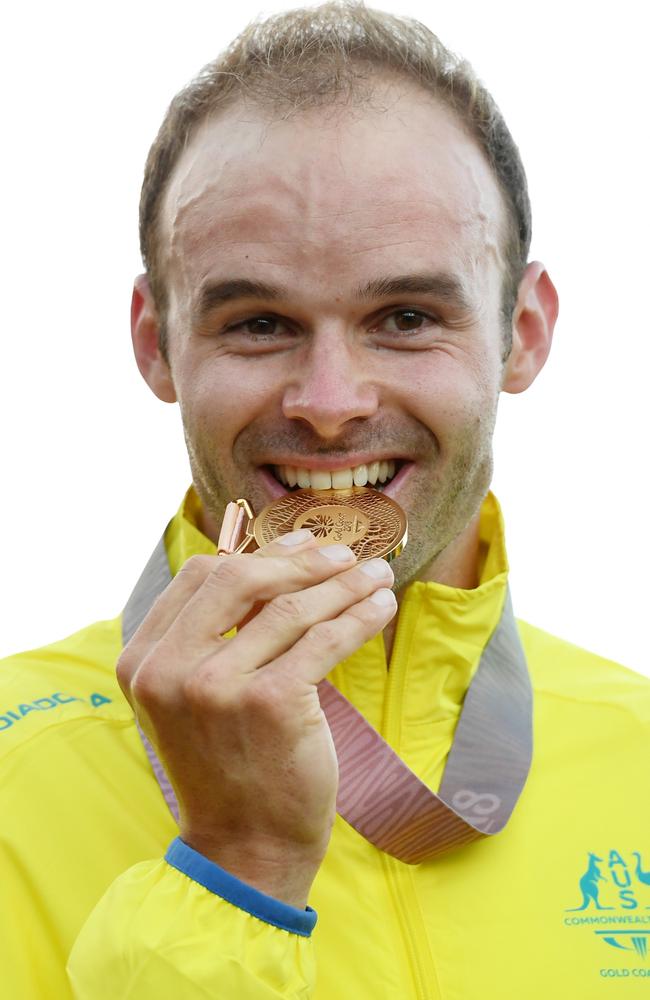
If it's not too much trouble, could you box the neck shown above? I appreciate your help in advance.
[199,504,225,544]
[416,511,482,590]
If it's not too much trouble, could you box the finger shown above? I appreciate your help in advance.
[118,533,325,693]
[120,544,361,700]
[121,545,360,699]
[123,528,316,650]
[254,527,320,557]
[226,557,395,672]
[118,553,221,693]
[265,588,398,686]
[238,529,323,628]
[166,544,359,649]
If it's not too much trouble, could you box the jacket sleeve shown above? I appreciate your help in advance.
[67,838,317,999]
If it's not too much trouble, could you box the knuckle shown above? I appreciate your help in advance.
[303,619,341,655]
[204,554,250,590]
[208,555,242,583]
[333,571,363,600]
[116,647,139,691]
[347,603,377,630]
[181,660,238,713]
[129,659,162,708]
[266,591,306,623]
[178,554,216,581]
[352,595,390,628]
[242,674,289,718]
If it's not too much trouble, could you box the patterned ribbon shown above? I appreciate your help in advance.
[123,534,533,863]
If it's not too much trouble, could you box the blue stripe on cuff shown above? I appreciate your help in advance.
[164,837,318,937]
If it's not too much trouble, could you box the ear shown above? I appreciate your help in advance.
[130,274,177,403]
[501,262,559,394]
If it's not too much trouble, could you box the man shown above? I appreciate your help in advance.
[2,3,649,998]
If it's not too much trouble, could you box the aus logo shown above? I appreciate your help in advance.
[566,851,650,912]
[565,851,650,960]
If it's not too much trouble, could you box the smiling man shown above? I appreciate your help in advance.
[2,4,650,999]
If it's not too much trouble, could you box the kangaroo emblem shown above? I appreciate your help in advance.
[566,853,614,911]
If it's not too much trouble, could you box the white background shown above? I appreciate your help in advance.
[1,0,647,676]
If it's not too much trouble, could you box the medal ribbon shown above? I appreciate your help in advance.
[123,533,533,863]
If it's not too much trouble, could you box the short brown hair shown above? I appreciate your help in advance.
[140,1,531,362]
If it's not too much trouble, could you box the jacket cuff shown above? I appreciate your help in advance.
[164,837,318,937]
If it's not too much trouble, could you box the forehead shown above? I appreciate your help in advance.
[160,87,507,303]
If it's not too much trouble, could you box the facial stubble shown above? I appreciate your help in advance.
[182,399,498,594]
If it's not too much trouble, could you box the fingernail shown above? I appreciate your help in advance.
[370,588,397,607]
[277,529,313,545]
[320,544,355,562]
[359,558,393,581]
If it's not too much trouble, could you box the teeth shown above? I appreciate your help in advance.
[353,464,368,486]
[331,468,353,488]
[310,470,332,489]
[274,460,399,490]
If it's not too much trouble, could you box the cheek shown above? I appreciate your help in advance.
[396,350,495,426]
[175,355,282,438]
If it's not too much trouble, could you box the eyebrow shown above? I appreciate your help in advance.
[194,279,286,322]
[355,273,473,311]
[194,271,473,322]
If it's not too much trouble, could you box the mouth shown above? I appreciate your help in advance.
[265,459,406,493]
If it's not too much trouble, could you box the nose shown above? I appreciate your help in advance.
[281,328,379,439]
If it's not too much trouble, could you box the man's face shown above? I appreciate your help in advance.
[158,86,510,590]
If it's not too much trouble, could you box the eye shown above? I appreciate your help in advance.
[389,310,428,332]
[374,309,439,337]
[224,315,293,340]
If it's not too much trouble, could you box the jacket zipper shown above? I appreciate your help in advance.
[381,598,442,1000]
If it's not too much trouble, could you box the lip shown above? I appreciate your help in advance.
[383,461,413,499]
[259,465,294,500]
[257,459,415,501]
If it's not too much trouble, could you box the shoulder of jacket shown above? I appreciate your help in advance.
[517,617,650,717]
[0,615,123,677]
[0,615,129,753]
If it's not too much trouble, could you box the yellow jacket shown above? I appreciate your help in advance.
[1,489,649,999]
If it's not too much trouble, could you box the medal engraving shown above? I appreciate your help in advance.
[293,504,370,544]
[252,487,407,562]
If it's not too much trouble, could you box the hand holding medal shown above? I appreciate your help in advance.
[128,481,531,873]
[217,486,408,562]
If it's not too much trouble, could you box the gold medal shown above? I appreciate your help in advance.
[218,487,407,563]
